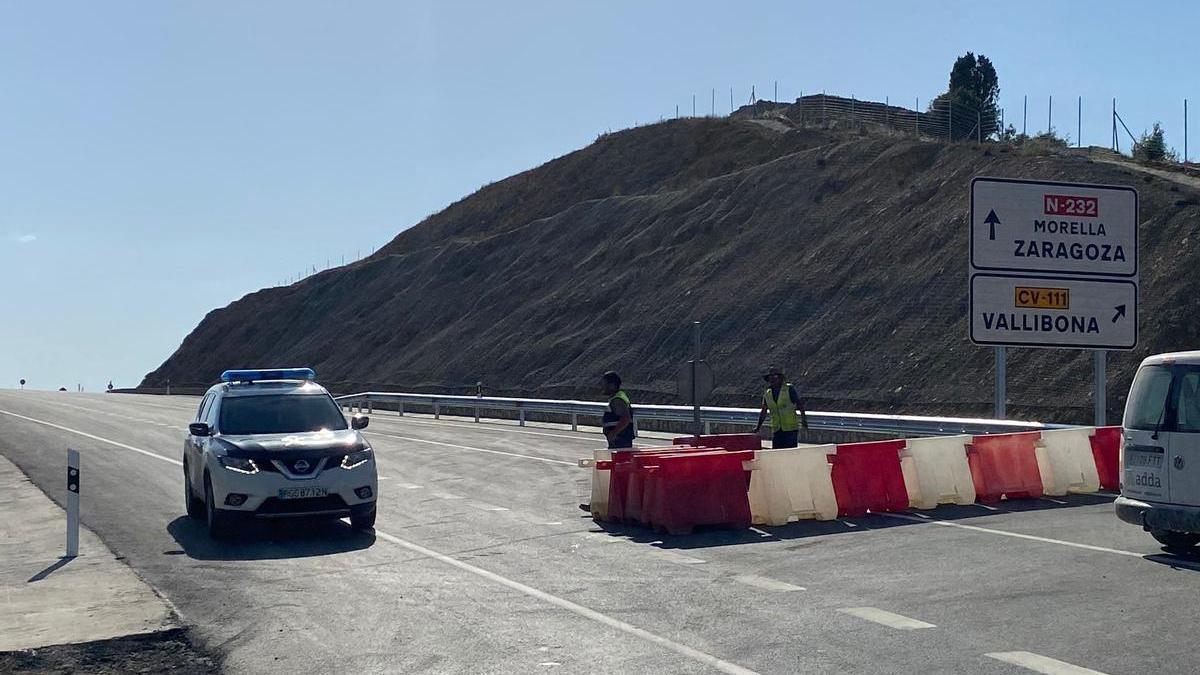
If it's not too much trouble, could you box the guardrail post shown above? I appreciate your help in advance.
[519,409,526,427]
[434,403,440,420]
[704,421,711,435]
[367,399,373,415]
[571,413,578,432]
[475,405,480,423]
[398,402,404,416]
[632,418,639,435]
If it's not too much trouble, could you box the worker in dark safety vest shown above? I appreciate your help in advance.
[600,370,636,449]
[753,366,808,448]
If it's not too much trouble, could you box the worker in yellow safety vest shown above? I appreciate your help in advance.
[601,370,636,449]
[753,366,808,448]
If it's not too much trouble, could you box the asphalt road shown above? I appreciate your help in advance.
[2,390,1198,674]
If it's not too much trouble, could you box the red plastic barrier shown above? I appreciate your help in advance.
[1089,426,1122,492]
[606,446,709,522]
[828,440,909,517]
[967,432,1044,502]
[671,433,762,451]
[640,450,754,535]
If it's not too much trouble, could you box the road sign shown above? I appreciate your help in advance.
[970,274,1137,349]
[969,176,1138,351]
[676,360,714,403]
[971,177,1138,277]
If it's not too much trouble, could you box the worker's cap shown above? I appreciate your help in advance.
[762,366,784,381]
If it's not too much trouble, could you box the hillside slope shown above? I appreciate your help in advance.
[141,118,1200,422]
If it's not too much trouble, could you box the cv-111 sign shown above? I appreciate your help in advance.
[969,177,1138,350]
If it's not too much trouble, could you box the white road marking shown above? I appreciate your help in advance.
[372,531,756,675]
[469,502,510,512]
[1041,497,1068,505]
[431,492,465,500]
[650,550,706,565]
[986,651,1109,674]
[881,513,1145,558]
[975,503,999,511]
[396,483,424,489]
[367,431,577,466]
[0,406,758,675]
[0,410,182,466]
[732,575,804,592]
[839,607,935,630]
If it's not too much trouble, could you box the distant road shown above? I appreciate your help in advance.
[0,390,1194,674]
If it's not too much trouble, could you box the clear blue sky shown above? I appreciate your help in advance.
[1,1,1194,391]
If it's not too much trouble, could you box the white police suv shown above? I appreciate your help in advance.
[183,368,377,539]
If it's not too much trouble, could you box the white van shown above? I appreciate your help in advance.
[1115,351,1200,550]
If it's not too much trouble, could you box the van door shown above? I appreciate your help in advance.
[1166,366,1200,507]
[1122,365,1173,503]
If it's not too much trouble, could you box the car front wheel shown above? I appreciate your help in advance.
[204,474,234,540]
[184,463,204,519]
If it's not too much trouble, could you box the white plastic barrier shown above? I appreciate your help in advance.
[587,449,612,520]
[746,445,838,525]
[899,436,976,509]
[1036,428,1101,495]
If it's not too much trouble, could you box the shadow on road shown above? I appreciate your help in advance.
[588,492,1120,551]
[27,556,76,582]
[166,516,375,561]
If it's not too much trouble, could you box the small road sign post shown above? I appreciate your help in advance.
[66,449,80,558]
[677,322,714,442]
[969,177,1138,424]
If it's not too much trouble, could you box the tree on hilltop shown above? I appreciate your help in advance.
[931,52,1001,140]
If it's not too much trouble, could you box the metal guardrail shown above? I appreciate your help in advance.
[334,391,1071,437]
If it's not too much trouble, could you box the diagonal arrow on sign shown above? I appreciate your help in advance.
[984,209,1001,241]
[1112,304,1127,323]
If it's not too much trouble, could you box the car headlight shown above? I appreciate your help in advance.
[219,456,259,474]
[342,447,373,469]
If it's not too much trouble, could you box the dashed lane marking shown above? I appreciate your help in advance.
[366,431,577,466]
[0,410,182,466]
[732,575,804,592]
[839,607,935,630]
[469,502,510,512]
[985,651,1109,674]
[881,513,1145,558]
[0,408,759,675]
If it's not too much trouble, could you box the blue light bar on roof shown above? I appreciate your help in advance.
[220,368,316,383]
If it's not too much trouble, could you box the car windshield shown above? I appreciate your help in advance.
[218,394,348,435]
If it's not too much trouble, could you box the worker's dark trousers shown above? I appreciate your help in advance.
[772,430,799,449]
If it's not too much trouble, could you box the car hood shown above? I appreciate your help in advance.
[215,429,366,460]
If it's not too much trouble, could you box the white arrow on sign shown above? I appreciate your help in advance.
[969,274,1137,350]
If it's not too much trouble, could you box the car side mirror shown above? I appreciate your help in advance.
[351,415,369,430]
[189,422,211,437]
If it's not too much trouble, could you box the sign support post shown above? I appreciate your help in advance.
[66,449,80,558]
[692,321,702,442]
[995,346,1006,419]
[1094,350,1107,426]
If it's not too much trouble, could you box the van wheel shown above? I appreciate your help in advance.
[1150,529,1200,551]
[204,475,234,540]
[184,462,203,519]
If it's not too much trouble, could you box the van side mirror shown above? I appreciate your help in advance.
[351,415,369,430]
[189,422,211,437]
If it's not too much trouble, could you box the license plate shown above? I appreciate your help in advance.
[278,486,329,500]
[1125,446,1166,498]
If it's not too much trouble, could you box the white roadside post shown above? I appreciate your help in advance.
[66,449,80,558]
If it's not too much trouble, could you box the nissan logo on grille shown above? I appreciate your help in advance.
[292,459,311,473]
